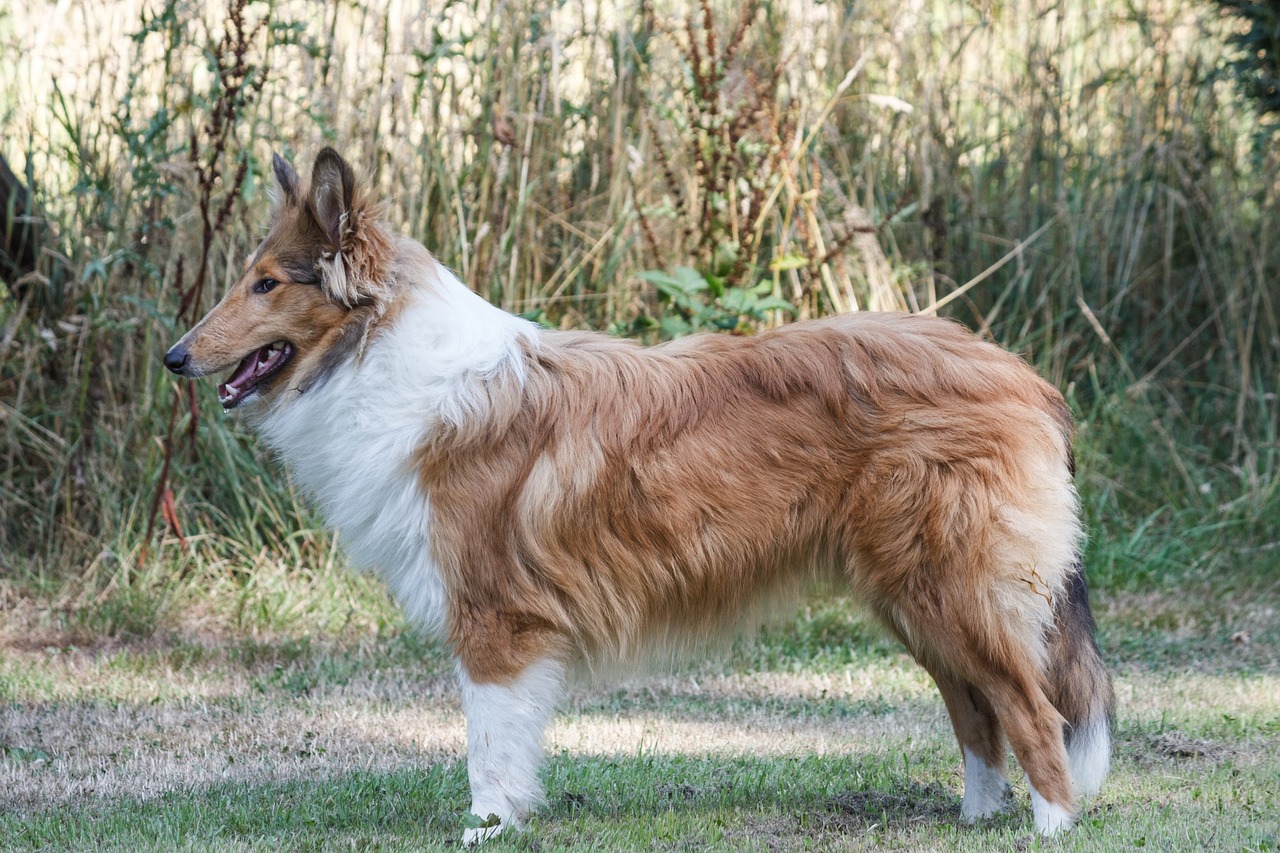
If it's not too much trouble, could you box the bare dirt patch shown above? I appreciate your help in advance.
[721,784,960,852]
[1146,731,1233,762]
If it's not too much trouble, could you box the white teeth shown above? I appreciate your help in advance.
[224,384,239,399]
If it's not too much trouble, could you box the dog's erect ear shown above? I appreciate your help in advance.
[272,153,301,203]
[306,148,392,309]
[309,147,355,248]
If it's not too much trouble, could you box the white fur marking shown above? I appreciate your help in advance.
[960,746,1009,822]
[459,659,565,845]
[1029,782,1074,835]
[1068,715,1111,798]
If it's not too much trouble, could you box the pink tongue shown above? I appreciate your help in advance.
[217,344,276,405]
[223,346,270,389]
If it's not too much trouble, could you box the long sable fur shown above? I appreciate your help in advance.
[166,147,1114,837]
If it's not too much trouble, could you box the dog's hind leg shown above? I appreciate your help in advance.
[955,646,1074,833]
[981,668,1075,835]
[884,591,1076,835]
[876,609,1012,822]
[926,667,1012,822]
[457,656,565,845]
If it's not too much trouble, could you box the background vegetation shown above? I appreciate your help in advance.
[0,0,1274,633]
[1,0,1274,615]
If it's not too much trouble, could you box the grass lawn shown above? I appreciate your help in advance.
[1,580,1277,851]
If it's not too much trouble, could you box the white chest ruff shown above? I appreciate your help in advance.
[262,359,448,633]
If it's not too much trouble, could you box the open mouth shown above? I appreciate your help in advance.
[218,341,294,409]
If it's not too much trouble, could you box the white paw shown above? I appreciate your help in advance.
[1029,784,1075,835]
[961,780,1013,823]
[961,747,1012,822]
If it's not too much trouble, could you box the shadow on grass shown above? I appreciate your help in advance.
[0,754,966,850]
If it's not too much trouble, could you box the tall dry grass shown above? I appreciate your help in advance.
[0,0,1276,633]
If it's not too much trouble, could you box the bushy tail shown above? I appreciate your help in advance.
[1046,561,1114,798]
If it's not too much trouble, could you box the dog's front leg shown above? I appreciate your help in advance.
[457,657,565,845]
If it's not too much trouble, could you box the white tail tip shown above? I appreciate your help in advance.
[1068,714,1112,798]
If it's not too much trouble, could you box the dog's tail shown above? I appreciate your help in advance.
[1045,558,1114,798]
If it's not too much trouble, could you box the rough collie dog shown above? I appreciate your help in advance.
[164,148,1113,842]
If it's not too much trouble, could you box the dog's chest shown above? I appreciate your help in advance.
[262,376,449,633]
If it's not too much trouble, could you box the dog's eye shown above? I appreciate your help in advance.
[253,277,279,294]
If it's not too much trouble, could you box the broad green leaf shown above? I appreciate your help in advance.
[672,266,709,292]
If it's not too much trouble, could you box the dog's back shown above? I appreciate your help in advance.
[419,312,1075,663]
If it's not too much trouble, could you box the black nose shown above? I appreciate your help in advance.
[164,346,189,374]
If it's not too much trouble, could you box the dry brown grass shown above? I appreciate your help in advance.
[2,609,1276,820]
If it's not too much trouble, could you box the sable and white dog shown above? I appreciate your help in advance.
[165,148,1113,842]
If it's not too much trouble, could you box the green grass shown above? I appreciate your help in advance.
[4,753,1274,851]
[1,586,1276,851]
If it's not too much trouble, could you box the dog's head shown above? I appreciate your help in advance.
[163,147,393,410]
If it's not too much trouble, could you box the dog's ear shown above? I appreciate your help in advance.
[307,148,392,308]
[309,147,355,248]
[271,152,301,203]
